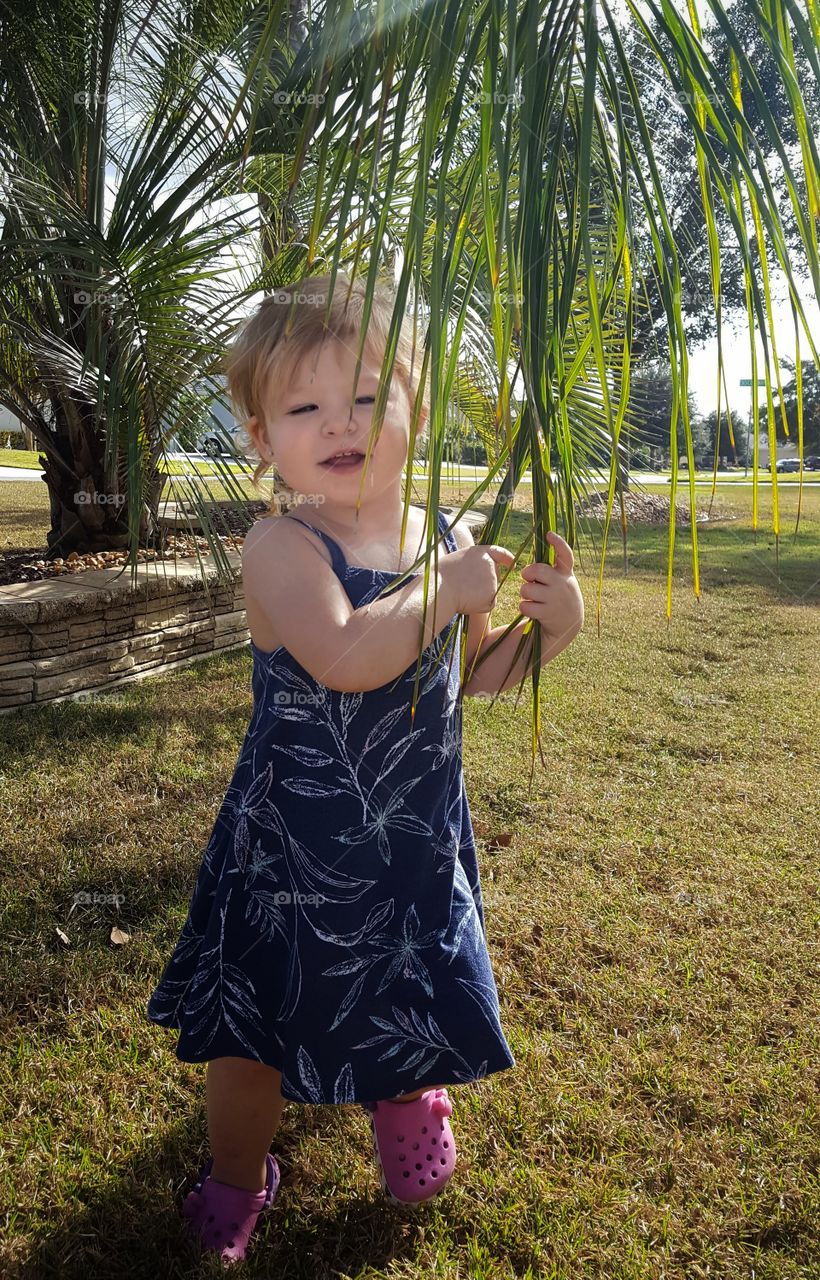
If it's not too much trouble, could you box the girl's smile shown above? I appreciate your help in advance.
[319,447,368,471]
[248,337,422,523]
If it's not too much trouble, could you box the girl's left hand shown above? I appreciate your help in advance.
[518,532,584,639]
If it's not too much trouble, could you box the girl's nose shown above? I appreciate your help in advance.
[321,410,361,435]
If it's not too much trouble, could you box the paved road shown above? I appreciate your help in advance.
[0,464,236,483]
[2,464,818,487]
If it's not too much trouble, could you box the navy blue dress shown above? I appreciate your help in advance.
[147,508,515,1105]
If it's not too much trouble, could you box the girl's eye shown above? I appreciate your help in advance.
[288,396,375,414]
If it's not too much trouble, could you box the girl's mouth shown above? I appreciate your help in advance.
[321,452,365,470]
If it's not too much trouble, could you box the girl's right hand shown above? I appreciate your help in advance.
[441,544,517,614]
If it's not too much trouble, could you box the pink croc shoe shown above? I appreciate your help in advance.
[365,1087,456,1205]
[182,1152,280,1267]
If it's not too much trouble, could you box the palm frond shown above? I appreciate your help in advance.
[2,0,818,768]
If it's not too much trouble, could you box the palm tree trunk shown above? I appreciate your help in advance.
[40,396,157,554]
[287,0,308,50]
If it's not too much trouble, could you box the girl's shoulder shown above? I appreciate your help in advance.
[242,511,336,579]
[242,514,337,654]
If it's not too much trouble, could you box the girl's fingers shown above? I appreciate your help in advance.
[485,546,517,568]
[521,550,573,581]
[519,581,551,602]
[547,532,574,574]
[521,568,560,586]
[521,533,574,578]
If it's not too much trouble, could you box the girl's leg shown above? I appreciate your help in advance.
[206,1056,284,1191]
[387,1083,447,1103]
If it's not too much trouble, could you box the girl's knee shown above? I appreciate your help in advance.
[208,1056,282,1085]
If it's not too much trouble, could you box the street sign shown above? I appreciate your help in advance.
[739,378,766,386]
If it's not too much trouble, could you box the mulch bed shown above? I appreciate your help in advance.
[0,500,270,588]
[575,489,734,526]
[0,492,734,589]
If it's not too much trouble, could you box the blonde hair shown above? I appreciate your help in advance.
[224,271,431,513]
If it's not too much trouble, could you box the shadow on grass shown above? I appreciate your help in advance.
[2,837,229,1033]
[0,648,254,769]
[0,650,258,1011]
[607,538,820,605]
[10,1113,444,1280]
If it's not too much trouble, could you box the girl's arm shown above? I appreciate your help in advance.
[462,617,583,697]
[450,522,584,698]
[242,517,464,693]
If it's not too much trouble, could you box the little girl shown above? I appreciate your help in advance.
[147,272,584,1265]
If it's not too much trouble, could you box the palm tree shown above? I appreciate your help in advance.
[2,0,818,765]
[0,0,311,568]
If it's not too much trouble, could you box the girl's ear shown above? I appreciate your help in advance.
[247,415,273,461]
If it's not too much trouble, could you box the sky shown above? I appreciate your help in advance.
[685,271,820,420]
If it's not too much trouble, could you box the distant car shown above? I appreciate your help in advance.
[775,458,801,473]
[806,455,820,470]
[197,424,242,458]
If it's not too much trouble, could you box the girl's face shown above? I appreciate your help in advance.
[247,338,424,510]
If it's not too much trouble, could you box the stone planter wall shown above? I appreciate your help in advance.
[0,550,247,713]
[0,506,487,714]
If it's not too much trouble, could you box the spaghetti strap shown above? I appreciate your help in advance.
[288,509,456,578]
[437,508,458,553]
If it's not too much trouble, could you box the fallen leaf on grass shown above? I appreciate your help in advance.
[110,927,131,946]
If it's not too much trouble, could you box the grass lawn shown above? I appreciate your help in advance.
[1,443,817,493]
[0,447,247,478]
[0,479,261,550]
[0,483,818,1278]
[2,466,818,555]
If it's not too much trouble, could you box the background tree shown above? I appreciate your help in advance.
[0,0,313,558]
[616,0,820,359]
[763,357,820,456]
[701,408,747,466]
[623,361,701,470]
